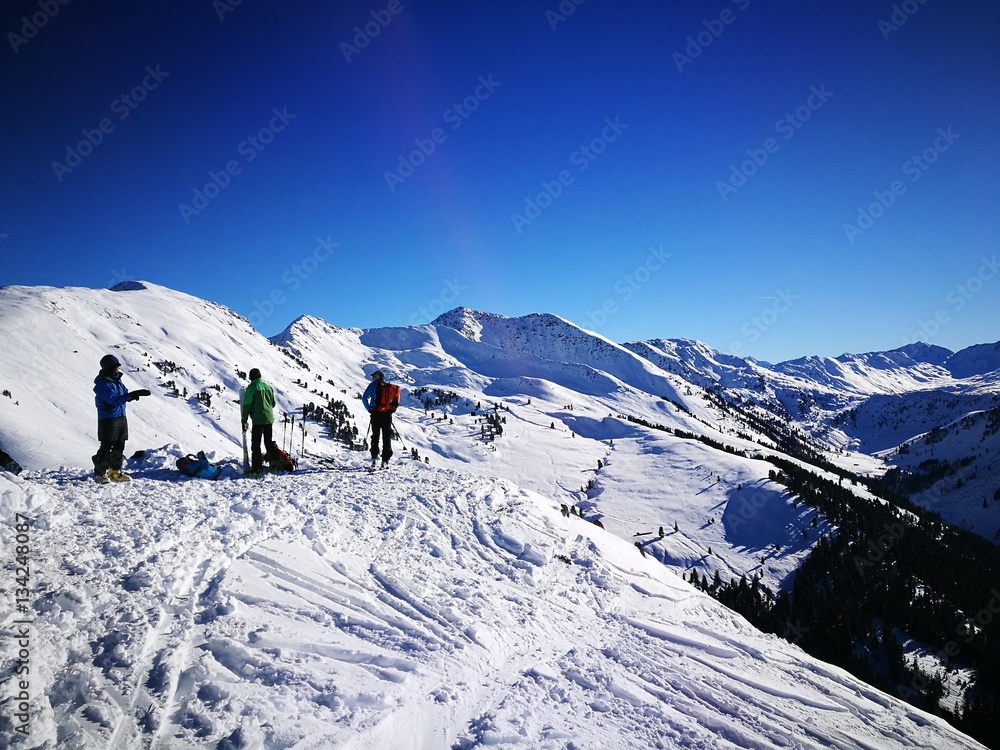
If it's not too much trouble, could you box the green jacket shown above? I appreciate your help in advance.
[241,378,276,425]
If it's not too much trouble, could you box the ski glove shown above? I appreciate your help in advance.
[128,389,152,400]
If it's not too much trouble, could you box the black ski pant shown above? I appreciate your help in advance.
[370,411,393,462]
[251,423,275,473]
[93,417,128,475]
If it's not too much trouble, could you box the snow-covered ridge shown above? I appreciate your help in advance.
[770,343,1000,393]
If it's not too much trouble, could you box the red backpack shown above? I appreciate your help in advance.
[268,445,297,472]
[374,382,400,413]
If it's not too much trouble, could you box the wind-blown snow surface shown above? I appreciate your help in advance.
[0,457,985,749]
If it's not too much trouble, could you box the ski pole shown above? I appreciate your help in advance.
[392,421,407,451]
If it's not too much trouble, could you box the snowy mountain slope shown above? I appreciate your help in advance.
[351,309,869,594]
[625,337,1000,410]
[946,342,1000,379]
[621,335,1000,538]
[876,405,1000,539]
[768,344,993,395]
[841,391,1000,453]
[0,281,997,747]
[0,457,987,749]
[576,430,829,589]
[623,338,769,393]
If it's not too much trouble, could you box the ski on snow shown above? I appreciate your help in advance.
[239,387,250,473]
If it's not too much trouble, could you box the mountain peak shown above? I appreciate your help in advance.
[888,341,954,366]
[109,280,149,292]
[946,340,1000,378]
[431,307,507,341]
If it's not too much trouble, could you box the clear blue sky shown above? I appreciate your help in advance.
[2,0,997,362]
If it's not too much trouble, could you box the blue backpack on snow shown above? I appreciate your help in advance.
[176,451,222,480]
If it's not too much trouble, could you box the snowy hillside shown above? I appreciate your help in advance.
[946,342,1000,379]
[0,281,998,748]
[620,335,1000,540]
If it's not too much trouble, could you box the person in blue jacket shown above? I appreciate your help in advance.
[92,354,149,483]
[362,369,394,468]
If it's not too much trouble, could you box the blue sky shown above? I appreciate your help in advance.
[1,0,997,362]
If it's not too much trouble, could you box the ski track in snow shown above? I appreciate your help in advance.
[0,455,986,749]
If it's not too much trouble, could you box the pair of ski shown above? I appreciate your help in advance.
[367,460,390,474]
[241,387,251,473]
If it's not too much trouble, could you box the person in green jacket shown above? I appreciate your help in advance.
[241,368,276,475]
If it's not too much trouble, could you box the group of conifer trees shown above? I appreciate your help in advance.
[695,455,999,748]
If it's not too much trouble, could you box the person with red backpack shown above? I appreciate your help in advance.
[362,369,399,468]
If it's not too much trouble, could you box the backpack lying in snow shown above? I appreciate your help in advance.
[268,445,297,472]
[176,451,222,480]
